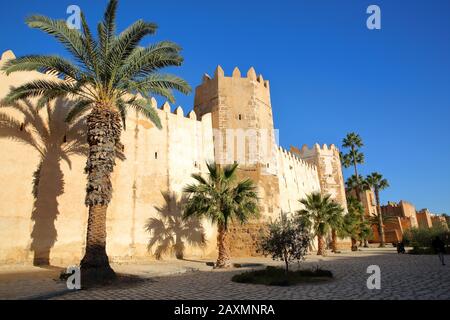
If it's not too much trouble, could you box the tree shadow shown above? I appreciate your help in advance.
[146,191,206,260]
[0,98,88,266]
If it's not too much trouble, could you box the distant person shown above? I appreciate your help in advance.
[431,236,446,266]
[397,242,406,254]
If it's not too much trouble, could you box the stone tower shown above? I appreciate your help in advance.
[291,144,348,211]
[194,66,280,256]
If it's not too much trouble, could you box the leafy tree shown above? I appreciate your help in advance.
[183,162,259,268]
[259,213,310,274]
[1,0,191,280]
[366,172,390,247]
[296,192,343,256]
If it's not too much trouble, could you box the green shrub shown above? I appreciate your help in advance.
[403,226,450,253]
[231,266,332,286]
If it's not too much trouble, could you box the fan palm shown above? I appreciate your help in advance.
[341,132,368,246]
[327,202,345,253]
[366,172,390,247]
[340,196,371,251]
[341,133,365,199]
[0,98,87,265]
[1,0,191,280]
[296,192,343,256]
[183,162,259,268]
[345,174,369,194]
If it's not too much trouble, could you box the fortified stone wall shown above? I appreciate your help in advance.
[276,146,321,214]
[291,144,348,211]
[0,50,216,265]
[0,50,347,265]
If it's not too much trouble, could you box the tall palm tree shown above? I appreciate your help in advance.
[1,0,191,280]
[146,191,206,260]
[183,162,259,268]
[366,172,390,247]
[341,133,365,199]
[296,192,343,256]
[0,98,87,265]
[341,132,367,246]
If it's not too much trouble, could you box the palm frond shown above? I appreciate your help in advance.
[25,15,92,70]
[124,98,161,129]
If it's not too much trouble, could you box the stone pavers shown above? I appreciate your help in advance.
[56,248,450,300]
[1,248,449,300]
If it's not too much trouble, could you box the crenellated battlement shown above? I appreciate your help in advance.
[152,98,209,123]
[277,146,318,172]
[292,143,341,157]
[201,65,270,89]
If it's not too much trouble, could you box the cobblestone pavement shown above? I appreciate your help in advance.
[48,248,450,300]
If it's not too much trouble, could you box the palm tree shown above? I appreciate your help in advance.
[328,203,345,253]
[341,133,365,196]
[183,162,259,268]
[345,174,368,195]
[296,192,343,256]
[340,196,370,251]
[366,172,390,247]
[146,191,206,260]
[341,132,367,246]
[0,98,87,265]
[1,0,191,280]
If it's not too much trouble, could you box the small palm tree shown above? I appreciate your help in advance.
[183,162,259,268]
[146,192,206,260]
[296,192,343,256]
[1,0,191,280]
[345,174,369,195]
[366,172,390,247]
[327,203,345,253]
[340,196,370,251]
[0,98,87,265]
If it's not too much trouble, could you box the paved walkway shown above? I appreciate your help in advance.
[1,248,449,300]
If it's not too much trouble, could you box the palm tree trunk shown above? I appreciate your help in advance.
[375,190,386,247]
[353,157,368,248]
[216,223,231,268]
[351,238,358,251]
[317,235,325,256]
[80,107,121,282]
[331,229,338,253]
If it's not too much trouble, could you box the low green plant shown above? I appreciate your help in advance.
[403,226,450,254]
[231,266,333,286]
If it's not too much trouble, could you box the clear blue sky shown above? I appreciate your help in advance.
[1,0,449,213]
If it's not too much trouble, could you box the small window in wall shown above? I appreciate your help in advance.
[194,161,198,167]
[266,163,270,168]
[238,114,242,120]
[155,152,158,160]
